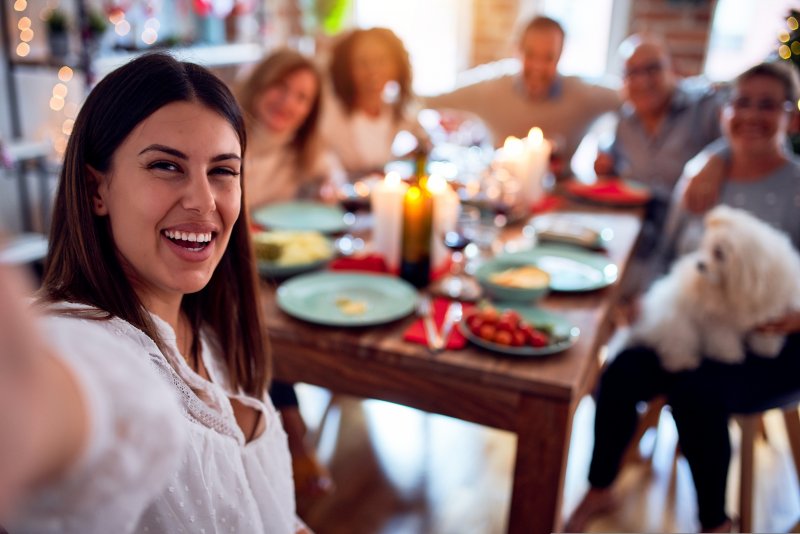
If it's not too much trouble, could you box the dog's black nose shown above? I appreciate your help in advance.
[697,261,706,272]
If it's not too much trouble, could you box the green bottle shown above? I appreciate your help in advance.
[400,150,434,288]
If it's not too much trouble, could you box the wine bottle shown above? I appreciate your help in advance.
[400,149,434,288]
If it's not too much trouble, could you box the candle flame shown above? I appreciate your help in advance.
[385,171,401,187]
[427,173,447,195]
[527,127,544,145]
[503,136,524,156]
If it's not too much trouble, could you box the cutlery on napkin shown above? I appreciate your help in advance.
[405,297,471,351]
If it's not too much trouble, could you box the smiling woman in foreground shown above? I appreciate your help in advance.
[0,53,307,533]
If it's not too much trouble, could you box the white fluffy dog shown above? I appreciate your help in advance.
[630,205,800,372]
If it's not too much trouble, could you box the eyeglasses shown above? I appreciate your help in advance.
[727,97,794,113]
[623,61,664,79]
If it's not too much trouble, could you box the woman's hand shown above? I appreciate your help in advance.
[756,309,800,335]
[0,264,87,520]
[681,153,725,214]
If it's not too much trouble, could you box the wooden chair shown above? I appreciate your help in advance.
[629,401,800,532]
[737,406,800,532]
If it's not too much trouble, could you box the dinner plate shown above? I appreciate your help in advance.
[277,272,418,327]
[459,305,579,356]
[252,201,347,234]
[257,258,331,279]
[527,213,613,250]
[565,178,651,207]
[494,244,618,292]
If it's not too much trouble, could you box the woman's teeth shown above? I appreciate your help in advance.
[164,230,212,243]
[163,230,213,250]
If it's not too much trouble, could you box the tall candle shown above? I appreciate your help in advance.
[371,171,408,272]
[496,135,527,181]
[427,173,460,275]
[523,127,552,207]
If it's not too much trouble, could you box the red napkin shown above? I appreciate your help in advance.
[328,253,389,273]
[530,194,563,213]
[403,297,474,350]
[566,179,651,206]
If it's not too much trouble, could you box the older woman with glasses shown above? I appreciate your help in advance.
[567,60,800,533]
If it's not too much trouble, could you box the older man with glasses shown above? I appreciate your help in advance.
[595,33,727,303]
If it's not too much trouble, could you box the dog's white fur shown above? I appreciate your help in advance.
[630,205,800,372]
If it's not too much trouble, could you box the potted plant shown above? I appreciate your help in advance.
[86,8,108,53]
[45,8,70,58]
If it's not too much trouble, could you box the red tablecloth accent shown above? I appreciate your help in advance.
[403,298,474,350]
[565,179,651,206]
[531,194,563,213]
[328,253,389,273]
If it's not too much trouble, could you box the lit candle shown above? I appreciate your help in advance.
[427,173,460,275]
[371,171,408,272]
[523,127,551,208]
[496,135,527,181]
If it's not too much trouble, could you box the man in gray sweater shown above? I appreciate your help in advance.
[424,16,621,179]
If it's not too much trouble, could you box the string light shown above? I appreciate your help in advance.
[53,83,68,98]
[115,19,131,36]
[779,44,791,59]
[789,16,799,31]
[15,5,31,57]
[61,119,74,135]
[58,66,73,82]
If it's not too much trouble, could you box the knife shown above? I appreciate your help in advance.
[435,301,463,353]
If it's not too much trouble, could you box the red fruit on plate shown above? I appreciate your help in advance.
[499,310,521,329]
[493,330,513,346]
[495,318,514,333]
[511,330,526,347]
[467,314,484,333]
[480,306,499,324]
[478,324,497,341]
[528,329,550,348]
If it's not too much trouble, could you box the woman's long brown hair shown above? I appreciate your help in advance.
[236,48,324,174]
[38,53,270,397]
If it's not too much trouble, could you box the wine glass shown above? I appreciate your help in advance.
[334,175,372,255]
[430,205,483,301]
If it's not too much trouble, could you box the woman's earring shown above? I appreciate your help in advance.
[93,197,107,215]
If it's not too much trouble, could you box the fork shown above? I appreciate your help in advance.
[416,294,443,352]
[437,302,463,353]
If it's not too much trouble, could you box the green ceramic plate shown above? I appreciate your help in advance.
[459,305,579,356]
[277,272,418,327]
[252,201,347,234]
[494,244,618,292]
[257,258,331,279]
[527,213,613,250]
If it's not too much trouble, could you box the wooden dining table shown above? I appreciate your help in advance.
[260,203,643,534]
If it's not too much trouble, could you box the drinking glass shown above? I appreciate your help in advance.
[334,175,372,255]
[430,205,483,301]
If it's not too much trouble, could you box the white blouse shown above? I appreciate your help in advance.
[10,305,298,534]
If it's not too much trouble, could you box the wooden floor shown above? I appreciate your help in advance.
[295,384,800,534]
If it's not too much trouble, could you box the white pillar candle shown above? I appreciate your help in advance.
[496,136,527,182]
[523,127,552,207]
[427,173,460,274]
[370,171,408,272]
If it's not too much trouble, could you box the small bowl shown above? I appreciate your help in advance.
[474,259,550,303]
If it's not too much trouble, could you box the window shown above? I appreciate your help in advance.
[354,0,471,96]
[704,0,795,81]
